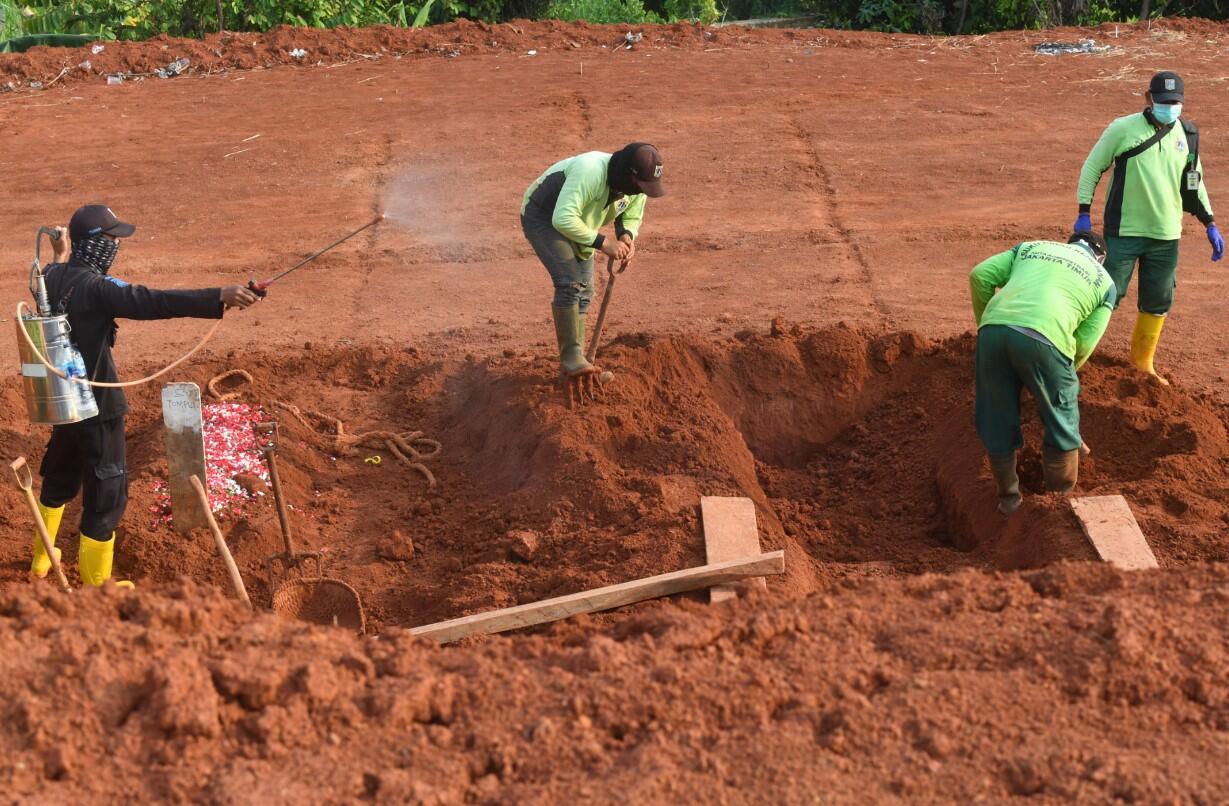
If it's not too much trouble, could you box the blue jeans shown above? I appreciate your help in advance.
[521,209,594,312]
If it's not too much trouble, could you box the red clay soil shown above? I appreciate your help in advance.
[2,566,1228,802]
[2,328,1229,804]
[3,18,1229,801]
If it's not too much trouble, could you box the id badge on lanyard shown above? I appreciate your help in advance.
[1186,168,1202,191]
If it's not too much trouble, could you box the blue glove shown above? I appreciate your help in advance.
[1208,224,1224,262]
[1074,212,1092,232]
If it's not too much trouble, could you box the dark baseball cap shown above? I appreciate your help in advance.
[1068,230,1107,260]
[1149,71,1184,103]
[629,144,665,198]
[69,204,136,241]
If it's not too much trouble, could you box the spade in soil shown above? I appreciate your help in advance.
[254,421,366,633]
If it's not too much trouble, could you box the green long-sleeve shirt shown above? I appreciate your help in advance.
[1078,111,1213,239]
[970,241,1116,369]
[521,151,647,260]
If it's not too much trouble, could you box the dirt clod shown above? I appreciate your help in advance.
[505,530,540,562]
[377,530,415,562]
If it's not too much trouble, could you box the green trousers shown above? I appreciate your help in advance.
[975,326,1082,454]
[1104,236,1179,315]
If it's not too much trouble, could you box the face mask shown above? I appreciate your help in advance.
[72,235,120,273]
[1152,102,1182,125]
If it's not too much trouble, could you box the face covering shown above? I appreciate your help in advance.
[72,235,120,273]
[1152,102,1182,125]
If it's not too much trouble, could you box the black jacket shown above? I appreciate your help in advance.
[44,258,223,419]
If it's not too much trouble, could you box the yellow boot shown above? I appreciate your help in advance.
[29,502,64,580]
[1130,312,1170,386]
[78,533,135,589]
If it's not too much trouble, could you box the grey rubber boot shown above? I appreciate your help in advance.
[988,452,1022,515]
[1041,444,1080,493]
[552,305,595,376]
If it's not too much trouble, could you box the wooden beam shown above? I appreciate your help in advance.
[701,496,766,603]
[1070,495,1159,571]
[410,551,786,644]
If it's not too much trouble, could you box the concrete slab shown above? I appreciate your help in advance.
[1070,495,1159,571]
[701,496,766,603]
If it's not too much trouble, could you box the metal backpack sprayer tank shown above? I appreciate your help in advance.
[16,227,99,425]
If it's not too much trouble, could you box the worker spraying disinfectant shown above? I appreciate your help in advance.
[16,206,383,589]
[16,205,259,587]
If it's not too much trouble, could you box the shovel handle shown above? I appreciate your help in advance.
[10,457,72,592]
[11,456,32,491]
[190,475,252,610]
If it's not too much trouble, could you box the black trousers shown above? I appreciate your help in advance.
[39,415,128,539]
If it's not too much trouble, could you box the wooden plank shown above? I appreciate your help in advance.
[161,382,209,534]
[701,495,766,603]
[1070,495,1159,571]
[410,551,786,644]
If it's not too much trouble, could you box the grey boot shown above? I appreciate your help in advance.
[1041,444,1079,493]
[988,452,1021,515]
[552,305,595,377]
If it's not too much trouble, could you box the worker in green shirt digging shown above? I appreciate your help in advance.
[521,143,664,404]
[1076,70,1221,385]
[970,233,1116,515]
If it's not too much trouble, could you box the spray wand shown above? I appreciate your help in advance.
[247,213,384,297]
[19,213,387,389]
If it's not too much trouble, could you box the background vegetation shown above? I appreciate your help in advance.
[2,0,1225,41]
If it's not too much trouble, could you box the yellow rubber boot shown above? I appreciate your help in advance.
[29,502,64,580]
[1130,312,1170,386]
[78,534,135,589]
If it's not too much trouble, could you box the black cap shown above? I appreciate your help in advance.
[1149,71,1184,104]
[629,144,665,198]
[69,204,136,241]
[1069,230,1107,260]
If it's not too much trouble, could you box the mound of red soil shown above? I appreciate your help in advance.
[2,565,1228,801]
[4,19,1228,91]
[0,20,831,89]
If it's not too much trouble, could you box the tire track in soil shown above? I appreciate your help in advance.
[787,112,894,325]
[574,91,594,141]
[351,132,396,320]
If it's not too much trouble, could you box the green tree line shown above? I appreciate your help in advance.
[3,0,1227,40]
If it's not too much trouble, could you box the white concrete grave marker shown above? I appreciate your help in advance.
[161,382,208,534]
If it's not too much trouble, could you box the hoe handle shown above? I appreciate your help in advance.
[586,256,626,363]
[190,475,252,610]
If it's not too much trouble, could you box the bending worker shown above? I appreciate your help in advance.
[1076,70,1219,385]
[29,205,260,587]
[970,232,1116,515]
[521,142,664,400]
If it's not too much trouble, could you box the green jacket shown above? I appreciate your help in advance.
[1078,111,1213,240]
[521,152,647,260]
[970,241,1116,368]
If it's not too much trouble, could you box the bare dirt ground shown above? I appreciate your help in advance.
[2,19,1229,803]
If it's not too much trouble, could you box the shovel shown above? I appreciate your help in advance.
[254,421,365,633]
[10,457,71,593]
[586,255,628,363]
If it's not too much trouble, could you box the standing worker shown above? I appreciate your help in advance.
[521,142,665,401]
[1076,70,1220,385]
[29,205,260,587]
[970,232,1116,515]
